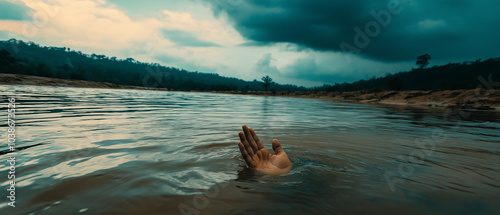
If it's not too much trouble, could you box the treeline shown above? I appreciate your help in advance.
[314,58,500,92]
[0,39,304,91]
[1,39,499,92]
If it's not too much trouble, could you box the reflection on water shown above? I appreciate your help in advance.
[0,85,499,214]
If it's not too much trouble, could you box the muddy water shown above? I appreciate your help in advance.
[0,85,499,215]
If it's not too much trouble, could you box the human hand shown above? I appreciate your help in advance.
[237,125,292,175]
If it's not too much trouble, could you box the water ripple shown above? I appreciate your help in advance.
[0,85,499,214]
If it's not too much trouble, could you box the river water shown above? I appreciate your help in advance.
[0,85,499,215]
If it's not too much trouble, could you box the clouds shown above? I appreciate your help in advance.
[205,0,500,62]
[0,0,241,49]
[255,53,279,75]
[0,0,243,70]
[255,51,412,84]
[1,0,498,87]
[162,29,220,47]
[0,1,33,20]
[418,19,446,30]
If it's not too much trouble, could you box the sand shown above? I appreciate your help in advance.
[0,73,164,91]
[227,89,500,110]
[1,73,499,111]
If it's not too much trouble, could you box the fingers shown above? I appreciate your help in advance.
[272,139,285,155]
[256,150,269,161]
[238,142,253,166]
[249,128,265,149]
[242,125,259,152]
[238,131,254,157]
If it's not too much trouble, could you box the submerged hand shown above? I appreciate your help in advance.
[237,125,292,175]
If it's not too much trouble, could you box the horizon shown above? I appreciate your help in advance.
[3,38,497,89]
[1,1,500,214]
[1,0,499,87]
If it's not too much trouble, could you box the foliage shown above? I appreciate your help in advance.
[0,39,305,92]
[1,39,498,93]
[316,58,500,92]
[416,54,431,69]
[261,75,274,91]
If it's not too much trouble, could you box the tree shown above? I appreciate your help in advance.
[261,75,274,91]
[36,63,52,77]
[0,49,17,74]
[388,77,403,91]
[0,49,16,64]
[416,54,431,69]
[0,39,307,92]
[70,67,86,80]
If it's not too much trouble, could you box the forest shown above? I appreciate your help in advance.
[1,39,499,92]
[0,39,303,91]
[313,57,500,92]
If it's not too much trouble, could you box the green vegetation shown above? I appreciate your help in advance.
[416,54,432,70]
[314,58,500,92]
[0,39,303,92]
[261,75,274,91]
[1,39,499,92]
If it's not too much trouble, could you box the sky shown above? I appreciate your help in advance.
[1,0,499,87]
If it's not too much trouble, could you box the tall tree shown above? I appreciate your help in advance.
[261,75,274,91]
[416,54,431,69]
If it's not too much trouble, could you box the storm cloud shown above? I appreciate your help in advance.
[0,1,33,20]
[205,0,500,62]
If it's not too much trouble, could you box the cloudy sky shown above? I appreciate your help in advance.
[1,0,499,87]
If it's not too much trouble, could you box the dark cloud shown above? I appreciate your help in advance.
[0,1,33,20]
[162,29,220,47]
[280,55,388,83]
[205,0,500,62]
[283,60,359,83]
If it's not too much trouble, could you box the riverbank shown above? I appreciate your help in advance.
[218,89,500,110]
[0,73,165,91]
[1,73,499,110]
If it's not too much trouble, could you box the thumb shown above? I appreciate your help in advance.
[272,139,285,155]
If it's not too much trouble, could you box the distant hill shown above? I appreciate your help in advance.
[0,39,304,91]
[314,58,500,92]
[1,39,499,92]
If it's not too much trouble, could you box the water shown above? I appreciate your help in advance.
[1,85,499,215]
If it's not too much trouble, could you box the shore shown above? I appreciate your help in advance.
[219,89,500,110]
[1,73,499,110]
[0,73,165,91]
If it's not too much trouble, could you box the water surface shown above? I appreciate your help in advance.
[1,85,499,214]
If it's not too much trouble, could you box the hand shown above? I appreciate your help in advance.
[237,125,292,175]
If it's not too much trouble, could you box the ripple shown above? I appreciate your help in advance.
[0,85,499,214]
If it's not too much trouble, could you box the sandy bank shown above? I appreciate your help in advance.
[218,90,500,110]
[2,73,499,111]
[0,73,166,91]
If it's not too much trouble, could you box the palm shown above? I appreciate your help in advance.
[237,125,292,175]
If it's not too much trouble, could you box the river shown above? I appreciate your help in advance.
[0,85,499,214]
